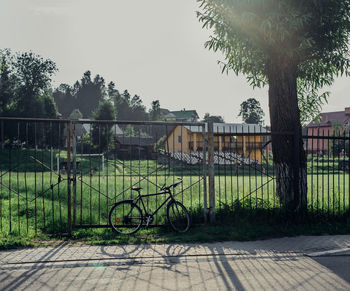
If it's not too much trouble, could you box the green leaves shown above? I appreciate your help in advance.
[197,0,350,120]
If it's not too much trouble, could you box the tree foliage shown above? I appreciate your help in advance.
[149,100,161,121]
[202,113,224,123]
[91,101,116,152]
[197,0,350,211]
[53,71,106,118]
[197,0,350,117]
[0,49,58,119]
[238,98,264,125]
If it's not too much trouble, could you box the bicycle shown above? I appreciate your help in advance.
[109,179,191,234]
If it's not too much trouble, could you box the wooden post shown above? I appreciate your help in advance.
[208,121,216,223]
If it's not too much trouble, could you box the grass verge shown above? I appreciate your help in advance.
[1,219,350,250]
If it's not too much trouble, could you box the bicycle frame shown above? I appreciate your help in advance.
[132,188,176,217]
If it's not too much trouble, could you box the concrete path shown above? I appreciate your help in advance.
[0,235,350,290]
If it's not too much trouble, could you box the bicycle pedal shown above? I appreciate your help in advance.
[145,215,153,228]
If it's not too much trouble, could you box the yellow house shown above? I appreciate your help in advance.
[165,123,268,163]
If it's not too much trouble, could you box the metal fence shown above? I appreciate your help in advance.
[0,117,349,235]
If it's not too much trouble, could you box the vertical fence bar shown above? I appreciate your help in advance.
[89,123,93,225]
[72,123,77,226]
[311,128,314,215]
[50,122,54,233]
[58,123,62,233]
[316,128,320,215]
[223,126,227,207]
[16,122,20,233]
[98,124,101,224]
[80,124,83,225]
[208,121,215,223]
[34,123,37,234]
[25,122,29,233]
[322,129,332,216]
[348,129,350,216]
[235,126,239,208]
[202,124,207,223]
[66,122,72,236]
[8,127,12,232]
[342,131,346,214]
[230,126,233,208]
[254,126,257,210]
[106,124,110,224]
[332,130,336,216]
[0,121,3,231]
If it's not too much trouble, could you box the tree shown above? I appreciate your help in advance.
[197,0,350,212]
[0,49,16,116]
[69,109,83,120]
[238,98,264,125]
[14,51,57,118]
[53,84,76,118]
[75,71,106,118]
[91,101,115,152]
[114,90,131,120]
[149,100,161,121]
[202,113,224,123]
[130,95,148,121]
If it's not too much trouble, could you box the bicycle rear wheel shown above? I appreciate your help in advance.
[109,200,143,234]
[167,200,190,232]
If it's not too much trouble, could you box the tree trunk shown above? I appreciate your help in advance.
[267,58,307,213]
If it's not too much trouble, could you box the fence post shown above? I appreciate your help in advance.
[208,121,216,223]
[202,124,208,224]
[66,122,72,236]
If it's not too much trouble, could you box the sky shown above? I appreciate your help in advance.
[1,0,349,124]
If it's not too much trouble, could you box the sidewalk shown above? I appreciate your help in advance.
[1,235,350,290]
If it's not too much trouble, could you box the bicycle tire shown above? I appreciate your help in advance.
[109,200,143,234]
[167,200,190,233]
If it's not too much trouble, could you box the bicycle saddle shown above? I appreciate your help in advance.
[131,187,142,192]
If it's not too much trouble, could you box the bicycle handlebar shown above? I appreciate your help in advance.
[160,179,183,191]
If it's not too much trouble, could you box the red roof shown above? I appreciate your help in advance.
[307,109,350,128]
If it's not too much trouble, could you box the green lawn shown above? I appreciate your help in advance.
[0,169,349,236]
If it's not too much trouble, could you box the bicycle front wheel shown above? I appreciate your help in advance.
[109,200,143,234]
[167,201,190,232]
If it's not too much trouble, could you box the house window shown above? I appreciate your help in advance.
[178,136,182,143]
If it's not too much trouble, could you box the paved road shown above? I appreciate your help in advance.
[1,235,350,290]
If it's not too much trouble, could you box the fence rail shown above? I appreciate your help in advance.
[0,117,349,235]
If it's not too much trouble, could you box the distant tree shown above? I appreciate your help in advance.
[149,100,161,121]
[123,124,136,137]
[107,81,120,103]
[238,98,264,125]
[130,95,148,121]
[0,50,16,116]
[114,90,132,120]
[14,51,57,118]
[329,122,349,157]
[91,101,115,152]
[75,71,106,118]
[69,109,83,120]
[202,113,224,123]
[53,84,76,118]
